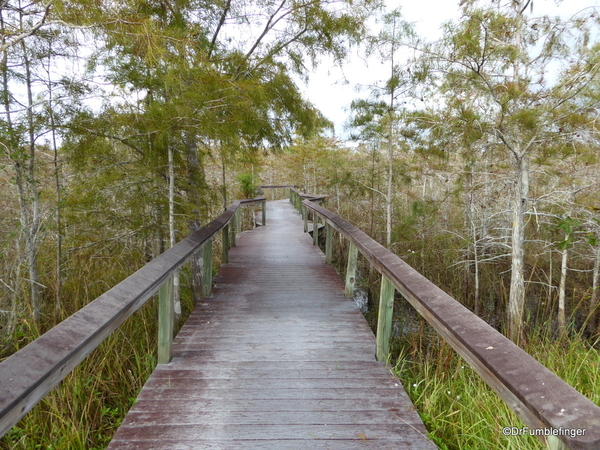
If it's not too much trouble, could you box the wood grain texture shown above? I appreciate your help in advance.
[107,200,436,449]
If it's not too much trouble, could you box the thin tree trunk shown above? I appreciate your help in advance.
[168,143,181,315]
[508,153,529,342]
[21,38,42,323]
[590,244,600,334]
[46,53,62,314]
[557,240,568,336]
[221,150,228,210]
[1,9,18,336]
[185,132,206,305]
[506,0,530,343]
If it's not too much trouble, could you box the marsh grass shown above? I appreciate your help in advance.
[394,328,600,449]
[0,272,196,450]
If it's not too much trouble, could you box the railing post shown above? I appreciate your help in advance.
[325,223,333,264]
[231,209,238,247]
[158,277,174,364]
[222,224,230,264]
[262,201,266,226]
[202,239,213,297]
[313,213,319,245]
[345,242,358,297]
[547,436,569,450]
[376,275,395,363]
[303,205,308,232]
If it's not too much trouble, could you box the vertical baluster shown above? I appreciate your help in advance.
[376,275,395,363]
[326,223,333,264]
[202,239,213,297]
[231,209,237,247]
[345,242,358,297]
[222,224,229,264]
[313,213,319,245]
[303,206,308,233]
[262,201,266,226]
[158,277,174,364]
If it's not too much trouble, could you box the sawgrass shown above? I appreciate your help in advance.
[394,328,600,449]
[0,271,196,450]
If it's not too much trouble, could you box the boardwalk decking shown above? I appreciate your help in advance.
[107,200,436,449]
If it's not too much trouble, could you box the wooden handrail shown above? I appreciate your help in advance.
[0,197,266,438]
[301,198,600,450]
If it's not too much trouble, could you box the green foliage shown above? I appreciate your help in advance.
[556,216,582,250]
[394,328,600,449]
[237,172,259,199]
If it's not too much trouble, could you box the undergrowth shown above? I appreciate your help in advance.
[0,278,196,450]
[393,327,600,449]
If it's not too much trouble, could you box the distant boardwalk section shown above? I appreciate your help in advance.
[107,200,436,449]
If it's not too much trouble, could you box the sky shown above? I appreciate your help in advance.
[301,0,600,139]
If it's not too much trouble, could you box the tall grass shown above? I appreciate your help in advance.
[0,272,196,450]
[393,327,600,449]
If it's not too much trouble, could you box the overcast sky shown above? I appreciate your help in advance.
[301,0,600,139]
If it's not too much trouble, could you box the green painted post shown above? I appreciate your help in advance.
[376,275,395,363]
[547,436,567,450]
[262,201,266,226]
[326,223,333,264]
[345,242,358,297]
[303,206,308,232]
[231,209,238,247]
[202,239,213,297]
[158,277,174,364]
[222,224,229,264]
[313,213,318,245]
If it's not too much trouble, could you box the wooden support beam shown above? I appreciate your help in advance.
[303,206,308,232]
[262,201,266,226]
[202,239,213,297]
[325,223,333,264]
[345,242,358,297]
[313,214,318,245]
[157,277,174,364]
[376,275,395,363]
[222,224,229,264]
[231,209,238,247]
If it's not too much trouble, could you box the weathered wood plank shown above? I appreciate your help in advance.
[107,200,435,449]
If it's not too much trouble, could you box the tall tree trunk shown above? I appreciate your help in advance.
[46,52,62,314]
[508,153,529,342]
[221,149,228,210]
[589,243,600,334]
[1,9,18,336]
[385,19,397,249]
[168,143,181,315]
[21,38,42,322]
[185,132,207,305]
[557,240,568,336]
[507,2,530,342]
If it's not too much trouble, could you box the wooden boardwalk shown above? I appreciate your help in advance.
[107,200,436,449]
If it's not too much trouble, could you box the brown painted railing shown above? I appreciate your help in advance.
[293,189,600,450]
[0,197,266,438]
